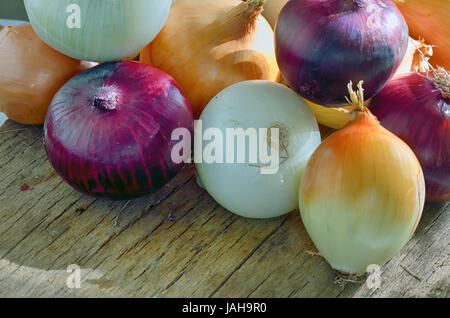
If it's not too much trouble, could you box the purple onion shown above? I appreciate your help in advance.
[44,61,193,200]
[370,72,449,202]
[275,0,409,107]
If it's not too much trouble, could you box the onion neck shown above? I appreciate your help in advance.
[210,0,266,43]
[346,80,378,123]
[93,85,119,111]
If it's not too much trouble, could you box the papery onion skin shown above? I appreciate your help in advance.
[295,37,432,130]
[262,0,289,28]
[44,61,193,200]
[275,0,409,107]
[299,107,425,275]
[393,0,450,70]
[0,25,91,125]
[370,72,450,202]
[197,80,321,219]
[24,0,172,62]
[141,0,279,118]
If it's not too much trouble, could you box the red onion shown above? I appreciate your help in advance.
[370,71,449,202]
[275,0,409,107]
[44,61,193,200]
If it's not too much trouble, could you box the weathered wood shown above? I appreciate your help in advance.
[0,120,448,297]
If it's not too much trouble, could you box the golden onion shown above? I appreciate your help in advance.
[140,0,279,118]
[299,81,425,275]
[0,25,92,125]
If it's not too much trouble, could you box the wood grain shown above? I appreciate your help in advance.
[0,120,448,298]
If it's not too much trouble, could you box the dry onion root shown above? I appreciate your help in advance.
[140,0,279,118]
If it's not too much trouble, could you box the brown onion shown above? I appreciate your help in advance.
[0,24,92,125]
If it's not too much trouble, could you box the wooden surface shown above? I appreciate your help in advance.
[0,119,448,298]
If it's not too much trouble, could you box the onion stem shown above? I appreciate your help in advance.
[345,80,365,112]
[216,0,267,40]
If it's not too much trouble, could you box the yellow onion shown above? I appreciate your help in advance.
[262,0,289,28]
[394,0,449,69]
[299,81,425,275]
[0,25,92,125]
[140,0,279,118]
[301,37,433,130]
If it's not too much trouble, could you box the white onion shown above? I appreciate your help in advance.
[196,80,321,219]
[24,0,172,62]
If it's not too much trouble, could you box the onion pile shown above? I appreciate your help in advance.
[24,0,172,62]
[299,81,425,275]
[44,61,193,200]
[275,0,409,107]
[0,24,92,125]
[140,0,279,118]
[196,80,321,218]
[370,71,449,202]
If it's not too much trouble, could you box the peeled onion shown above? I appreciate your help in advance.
[24,0,172,62]
[299,82,425,275]
[196,80,321,218]
[44,61,193,200]
[140,0,279,118]
[0,24,92,125]
[275,0,409,107]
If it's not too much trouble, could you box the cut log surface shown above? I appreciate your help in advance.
[0,120,448,298]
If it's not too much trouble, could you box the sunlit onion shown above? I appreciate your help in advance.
[275,0,409,106]
[299,81,425,275]
[196,80,321,218]
[24,0,172,62]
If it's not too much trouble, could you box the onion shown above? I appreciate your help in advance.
[370,71,449,202]
[44,61,193,200]
[275,0,409,107]
[196,80,321,218]
[24,0,172,62]
[262,0,289,28]
[299,81,425,275]
[0,24,92,125]
[140,0,279,118]
[393,0,450,69]
[299,37,433,130]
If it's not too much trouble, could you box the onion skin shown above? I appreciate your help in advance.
[262,0,289,27]
[44,61,193,200]
[0,25,91,125]
[296,37,432,130]
[141,0,279,118]
[275,0,409,107]
[370,72,450,202]
[299,107,425,275]
[393,0,450,70]
[24,0,172,62]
